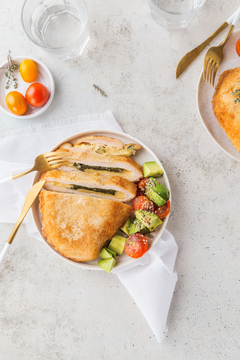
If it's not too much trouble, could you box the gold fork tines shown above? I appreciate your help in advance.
[12,152,70,180]
[203,24,235,86]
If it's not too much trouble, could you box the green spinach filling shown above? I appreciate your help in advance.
[73,162,123,173]
[71,184,116,196]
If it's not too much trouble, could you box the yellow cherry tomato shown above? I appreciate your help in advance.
[19,59,38,83]
[6,91,27,115]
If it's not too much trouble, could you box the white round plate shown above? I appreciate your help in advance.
[32,129,171,270]
[197,30,240,161]
[0,56,55,119]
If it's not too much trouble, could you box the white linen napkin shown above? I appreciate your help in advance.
[112,229,177,342]
[0,110,178,342]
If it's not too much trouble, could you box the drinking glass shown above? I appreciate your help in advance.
[148,0,207,29]
[21,0,89,61]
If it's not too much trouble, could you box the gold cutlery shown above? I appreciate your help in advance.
[0,152,70,184]
[203,7,240,86]
[175,9,238,79]
[0,180,46,266]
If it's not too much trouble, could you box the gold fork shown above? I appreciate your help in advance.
[176,10,237,79]
[0,152,70,184]
[203,7,240,86]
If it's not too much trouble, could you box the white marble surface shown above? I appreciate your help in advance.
[1,0,240,359]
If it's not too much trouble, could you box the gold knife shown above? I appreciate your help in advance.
[0,180,46,267]
[175,10,238,79]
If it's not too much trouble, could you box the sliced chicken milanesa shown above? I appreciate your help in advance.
[55,149,143,181]
[39,190,132,262]
[63,135,143,156]
[60,141,141,156]
[74,135,125,148]
[41,170,137,202]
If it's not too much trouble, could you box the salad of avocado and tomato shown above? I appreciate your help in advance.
[98,161,170,273]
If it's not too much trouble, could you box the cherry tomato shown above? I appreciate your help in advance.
[236,39,240,57]
[155,200,171,219]
[25,83,49,107]
[137,177,148,192]
[124,233,148,259]
[6,91,27,115]
[131,196,155,213]
[19,59,38,83]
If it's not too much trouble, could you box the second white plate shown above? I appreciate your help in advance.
[197,30,240,161]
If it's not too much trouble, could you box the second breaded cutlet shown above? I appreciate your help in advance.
[212,66,240,152]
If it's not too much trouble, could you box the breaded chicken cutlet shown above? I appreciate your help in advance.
[212,67,240,152]
[39,190,132,262]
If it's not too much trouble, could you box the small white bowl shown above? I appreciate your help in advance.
[0,56,55,119]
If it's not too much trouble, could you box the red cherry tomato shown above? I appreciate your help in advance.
[137,177,148,192]
[131,196,155,213]
[236,39,240,57]
[155,200,171,219]
[25,83,49,107]
[124,233,148,258]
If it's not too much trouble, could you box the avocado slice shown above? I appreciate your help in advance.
[108,235,126,256]
[120,218,132,235]
[99,247,112,260]
[129,218,150,235]
[143,161,163,177]
[145,188,166,207]
[99,247,116,260]
[146,178,169,200]
[135,210,162,231]
[106,248,116,257]
[98,257,116,273]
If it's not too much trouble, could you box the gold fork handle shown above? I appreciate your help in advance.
[12,167,35,180]
[220,24,235,47]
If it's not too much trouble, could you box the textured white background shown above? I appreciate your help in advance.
[1,0,240,359]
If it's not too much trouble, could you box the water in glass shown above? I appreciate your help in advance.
[22,0,89,60]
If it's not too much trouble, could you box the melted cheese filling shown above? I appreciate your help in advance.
[50,181,125,200]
